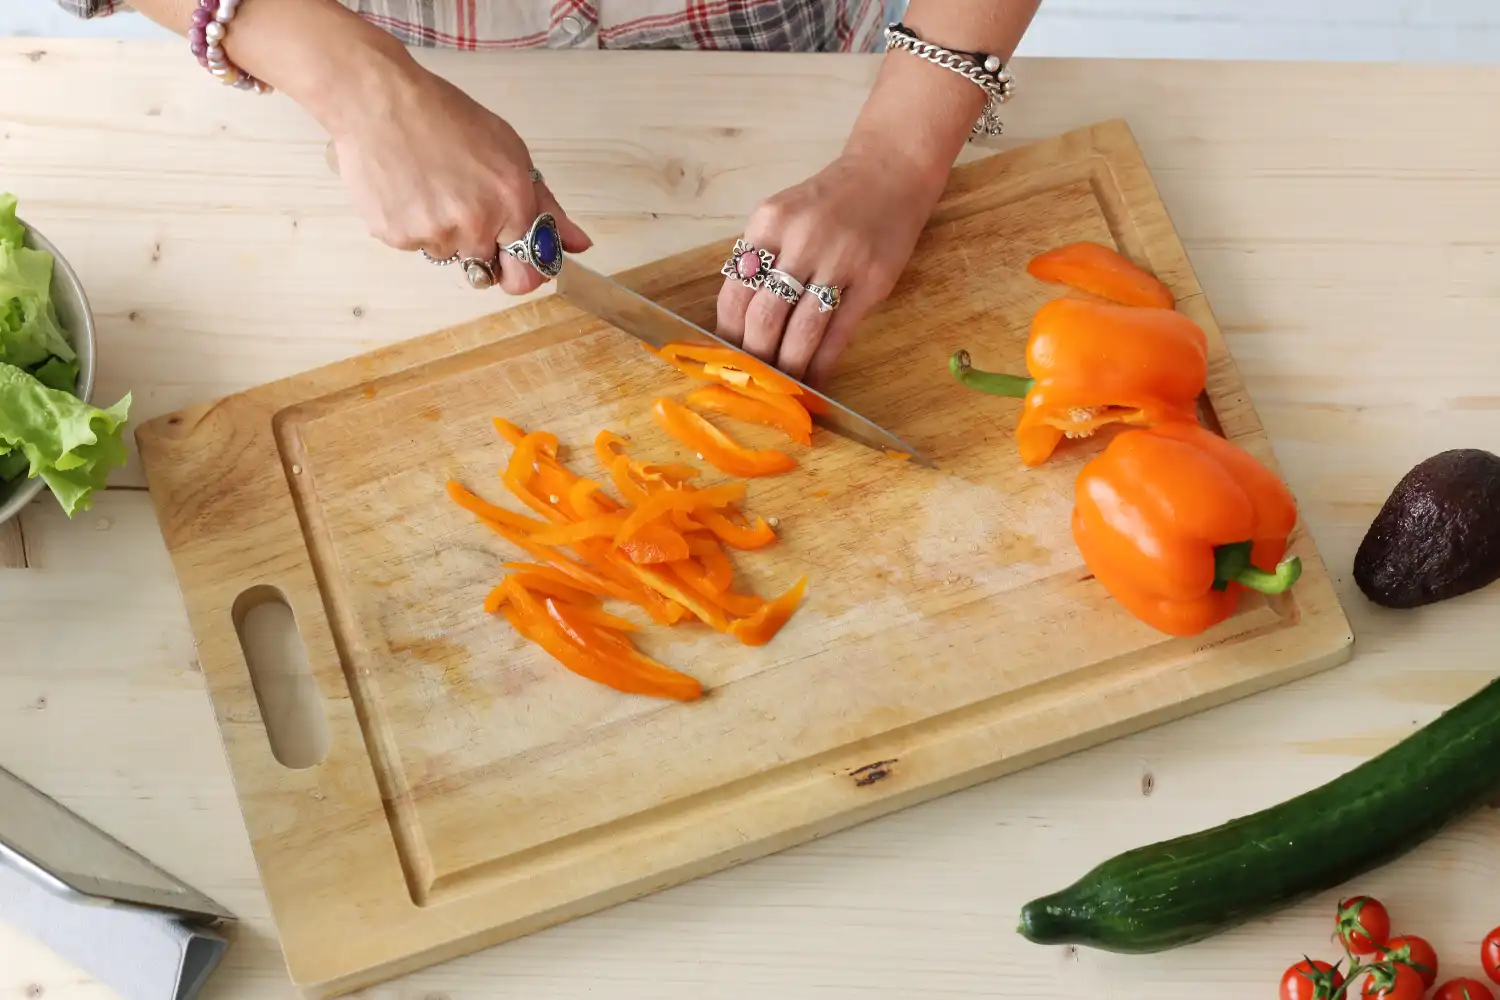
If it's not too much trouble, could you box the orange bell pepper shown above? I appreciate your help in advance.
[651,397,797,478]
[686,384,813,446]
[1026,241,1176,310]
[1071,421,1302,637]
[950,297,1208,467]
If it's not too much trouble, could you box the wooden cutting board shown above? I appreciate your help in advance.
[136,119,1353,999]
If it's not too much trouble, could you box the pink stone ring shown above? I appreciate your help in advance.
[721,238,776,290]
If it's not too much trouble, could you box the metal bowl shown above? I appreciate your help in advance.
[0,218,98,527]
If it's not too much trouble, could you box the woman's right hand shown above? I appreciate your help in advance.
[325,55,593,294]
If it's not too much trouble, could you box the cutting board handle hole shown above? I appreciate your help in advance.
[233,586,330,770]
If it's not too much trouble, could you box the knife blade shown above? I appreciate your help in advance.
[554,259,934,468]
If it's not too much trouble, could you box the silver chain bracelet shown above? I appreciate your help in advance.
[882,22,1015,137]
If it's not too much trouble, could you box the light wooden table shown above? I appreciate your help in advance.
[2,41,1499,1000]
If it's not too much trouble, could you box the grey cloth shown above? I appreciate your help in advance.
[0,861,227,1000]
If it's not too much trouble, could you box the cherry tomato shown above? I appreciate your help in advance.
[1281,959,1345,1000]
[1433,978,1497,1000]
[1379,934,1440,989]
[1362,962,1425,1000]
[1338,895,1392,954]
[1483,927,1500,985]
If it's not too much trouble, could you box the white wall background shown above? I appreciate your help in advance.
[8,0,1500,63]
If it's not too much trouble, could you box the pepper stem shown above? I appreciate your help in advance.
[1212,540,1303,595]
[1236,557,1302,594]
[949,350,1035,398]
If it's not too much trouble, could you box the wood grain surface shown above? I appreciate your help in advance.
[134,119,1350,997]
[2,42,1499,1000]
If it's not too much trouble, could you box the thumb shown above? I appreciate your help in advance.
[536,182,593,252]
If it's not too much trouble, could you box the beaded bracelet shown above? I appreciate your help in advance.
[188,0,273,94]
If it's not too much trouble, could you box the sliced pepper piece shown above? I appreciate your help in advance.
[696,508,777,551]
[686,384,813,446]
[648,342,805,397]
[671,560,765,618]
[614,481,746,546]
[542,598,701,700]
[651,397,797,478]
[728,576,808,647]
[444,481,550,533]
[618,523,691,565]
[950,297,1208,467]
[1026,241,1175,310]
[494,566,603,606]
[1071,420,1302,637]
[686,535,734,592]
[503,586,702,701]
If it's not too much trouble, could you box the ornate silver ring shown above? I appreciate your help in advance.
[806,282,842,313]
[500,211,565,278]
[763,268,805,306]
[528,167,544,184]
[462,255,499,290]
[421,249,462,266]
[721,238,775,290]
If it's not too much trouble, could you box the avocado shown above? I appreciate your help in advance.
[1353,448,1500,609]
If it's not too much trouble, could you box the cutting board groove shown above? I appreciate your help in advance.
[137,119,1352,999]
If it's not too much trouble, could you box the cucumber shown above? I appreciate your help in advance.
[1018,674,1500,953]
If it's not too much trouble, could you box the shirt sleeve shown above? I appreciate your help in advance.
[54,0,126,17]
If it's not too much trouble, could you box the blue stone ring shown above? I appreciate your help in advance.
[500,212,564,280]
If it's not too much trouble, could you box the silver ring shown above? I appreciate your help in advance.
[462,255,499,290]
[806,282,842,313]
[500,212,565,278]
[763,269,805,306]
[721,238,775,290]
[421,249,462,266]
[528,167,544,184]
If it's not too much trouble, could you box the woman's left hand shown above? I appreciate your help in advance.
[714,139,947,386]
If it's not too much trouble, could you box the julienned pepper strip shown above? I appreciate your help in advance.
[651,397,797,478]
[686,384,813,446]
[950,297,1208,467]
[729,576,809,647]
[1026,241,1176,310]
[645,342,805,397]
[1071,421,1302,637]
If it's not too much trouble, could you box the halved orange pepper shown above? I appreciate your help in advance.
[950,297,1207,467]
[651,397,797,478]
[1071,421,1302,637]
[728,576,808,647]
[686,384,813,446]
[1026,241,1175,310]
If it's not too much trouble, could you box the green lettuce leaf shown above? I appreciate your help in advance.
[0,238,76,369]
[0,362,130,516]
[30,356,79,393]
[0,447,26,483]
[0,193,24,248]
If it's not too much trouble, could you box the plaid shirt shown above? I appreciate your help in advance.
[57,1,887,52]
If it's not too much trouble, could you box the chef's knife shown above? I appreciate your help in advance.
[554,259,934,468]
